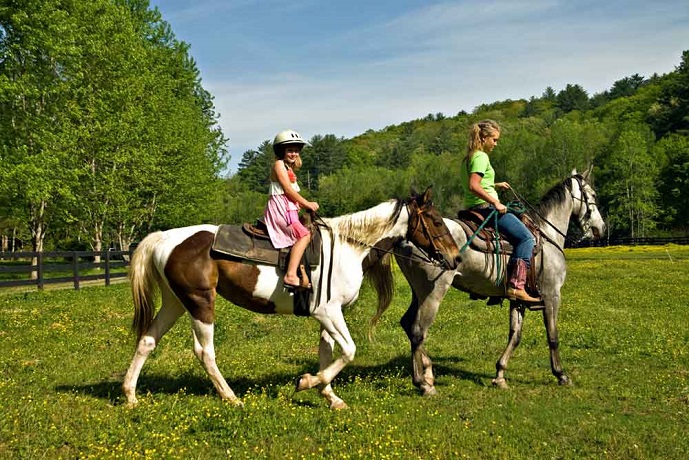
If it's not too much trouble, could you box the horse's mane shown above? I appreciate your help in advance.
[326,199,405,247]
[530,175,580,225]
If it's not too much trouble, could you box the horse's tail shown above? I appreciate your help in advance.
[129,231,164,341]
[365,251,395,341]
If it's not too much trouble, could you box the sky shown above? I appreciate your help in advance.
[148,0,689,175]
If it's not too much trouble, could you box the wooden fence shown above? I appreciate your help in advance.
[570,236,689,248]
[0,249,132,290]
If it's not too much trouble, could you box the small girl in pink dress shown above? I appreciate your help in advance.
[264,130,319,290]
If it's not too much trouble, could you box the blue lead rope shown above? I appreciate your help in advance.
[458,201,525,286]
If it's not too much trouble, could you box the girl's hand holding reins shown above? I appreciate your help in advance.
[496,182,511,190]
[495,202,507,214]
[305,201,319,213]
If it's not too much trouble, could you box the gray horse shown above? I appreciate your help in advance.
[389,169,605,394]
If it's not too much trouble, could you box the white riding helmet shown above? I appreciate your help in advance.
[273,129,306,154]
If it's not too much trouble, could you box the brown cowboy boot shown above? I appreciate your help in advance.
[506,259,541,303]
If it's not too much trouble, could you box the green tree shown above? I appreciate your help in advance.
[300,134,346,191]
[0,0,81,274]
[649,50,689,138]
[655,134,689,230]
[599,125,659,238]
[556,84,589,113]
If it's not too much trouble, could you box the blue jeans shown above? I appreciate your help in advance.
[475,207,535,265]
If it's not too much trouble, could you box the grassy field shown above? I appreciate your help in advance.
[0,245,687,459]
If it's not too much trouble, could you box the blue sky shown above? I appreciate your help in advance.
[148,0,689,175]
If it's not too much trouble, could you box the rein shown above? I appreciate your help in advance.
[309,200,449,268]
[508,177,590,250]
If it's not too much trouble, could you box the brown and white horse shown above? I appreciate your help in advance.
[122,188,461,409]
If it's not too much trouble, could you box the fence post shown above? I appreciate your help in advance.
[72,251,80,290]
[37,252,44,290]
[105,250,111,287]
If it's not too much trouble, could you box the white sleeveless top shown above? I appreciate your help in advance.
[269,180,300,196]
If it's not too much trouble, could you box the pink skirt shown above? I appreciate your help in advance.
[264,195,310,248]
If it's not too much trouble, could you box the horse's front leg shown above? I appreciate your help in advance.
[542,298,570,385]
[294,302,354,409]
[492,303,525,389]
[310,328,347,410]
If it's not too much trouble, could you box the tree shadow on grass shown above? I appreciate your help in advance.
[55,354,490,405]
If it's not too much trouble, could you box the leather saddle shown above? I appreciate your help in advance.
[455,209,543,308]
[210,216,321,270]
[454,209,542,256]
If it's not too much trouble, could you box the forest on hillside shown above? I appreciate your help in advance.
[232,50,689,241]
[1,1,688,253]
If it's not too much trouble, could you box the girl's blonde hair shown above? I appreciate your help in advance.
[464,119,501,163]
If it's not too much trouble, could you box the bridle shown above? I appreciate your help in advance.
[569,175,596,240]
[511,175,598,250]
[310,197,453,268]
[405,198,454,269]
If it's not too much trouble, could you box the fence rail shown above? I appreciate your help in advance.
[0,249,132,290]
[569,236,689,248]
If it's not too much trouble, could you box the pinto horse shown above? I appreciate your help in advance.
[122,188,461,409]
[389,170,605,394]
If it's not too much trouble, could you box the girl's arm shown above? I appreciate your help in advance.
[273,160,318,211]
[468,173,507,213]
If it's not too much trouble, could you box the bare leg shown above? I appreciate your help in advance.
[285,234,310,287]
[191,319,243,406]
[123,288,185,405]
[492,303,525,389]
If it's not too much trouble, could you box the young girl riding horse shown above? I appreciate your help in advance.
[263,129,319,290]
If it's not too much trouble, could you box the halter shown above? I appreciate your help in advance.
[569,175,596,241]
[405,198,454,269]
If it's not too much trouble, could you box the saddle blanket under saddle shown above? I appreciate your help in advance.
[210,222,321,269]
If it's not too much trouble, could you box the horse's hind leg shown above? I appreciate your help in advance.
[191,318,243,406]
[123,287,185,405]
[492,303,525,389]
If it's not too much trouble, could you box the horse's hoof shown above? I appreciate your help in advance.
[420,385,438,397]
[491,377,509,389]
[330,399,348,410]
[226,398,244,408]
[123,392,138,407]
[294,373,314,392]
[558,375,571,386]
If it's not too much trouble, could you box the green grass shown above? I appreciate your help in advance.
[1,245,688,459]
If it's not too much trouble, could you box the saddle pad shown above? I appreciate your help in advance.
[211,224,322,267]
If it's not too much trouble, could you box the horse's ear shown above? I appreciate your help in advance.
[582,164,593,180]
[571,168,578,176]
[423,186,433,203]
